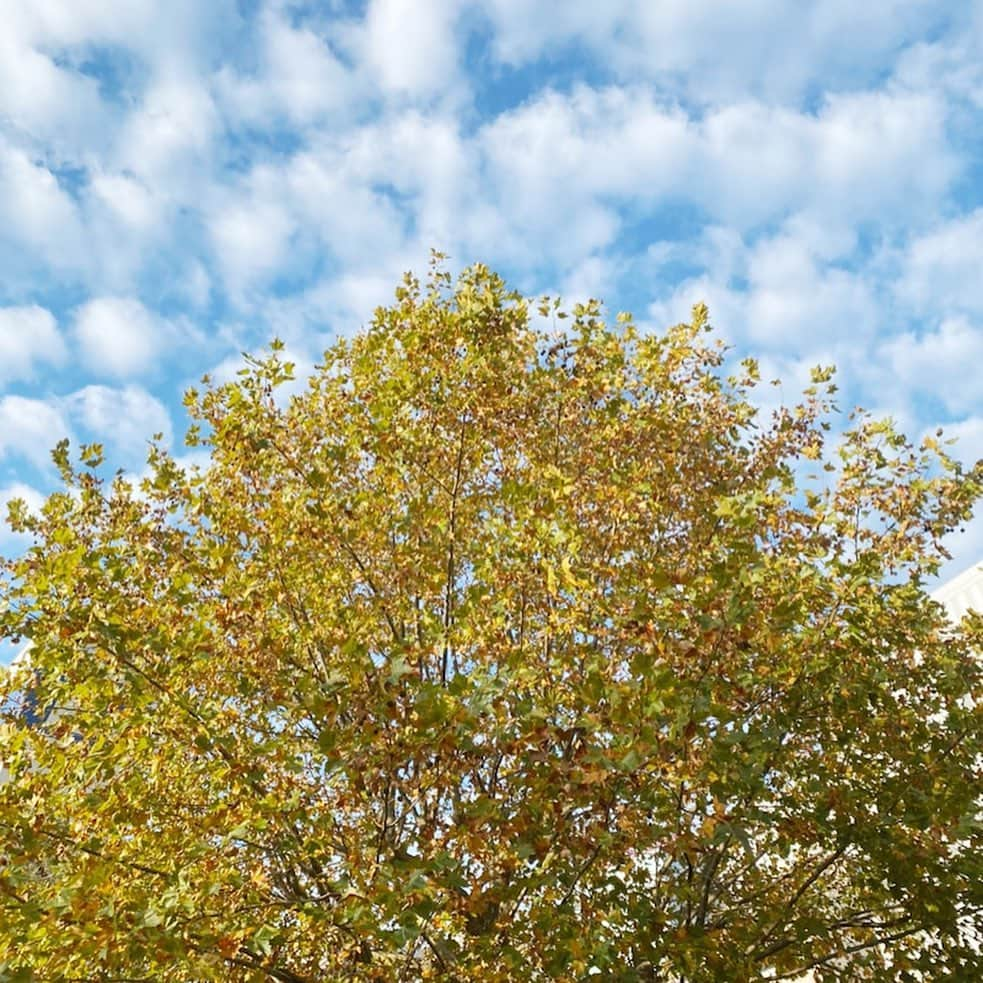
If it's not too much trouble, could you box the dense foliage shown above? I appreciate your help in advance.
[2,261,981,981]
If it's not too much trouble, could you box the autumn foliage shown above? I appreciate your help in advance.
[1,261,981,981]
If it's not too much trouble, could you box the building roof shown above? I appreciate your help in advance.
[931,560,983,623]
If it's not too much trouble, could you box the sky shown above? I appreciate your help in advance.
[0,0,982,582]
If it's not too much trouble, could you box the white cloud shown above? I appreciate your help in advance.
[262,11,351,120]
[208,170,297,295]
[116,74,218,194]
[474,83,954,276]
[0,482,46,553]
[215,8,354,127]
[477,0,612,66]
[342,111,476,244]
[66,384,172,461]
[180,261,212,310]
[938,512,983,586]
[741,224,878,348]
[644,215,879,353]
[646,272,745,341]
[882,4,983,108]
[0,141,84,270]
[0,306,67,383]
[89,171,160,231]
[12,0,167,48]
[0,0,961,331]
[72,297,163,377]
[207,135,415,296]
[696,89,954,226]
[0,482,45,517]
[0,0,242,296]
[280,263,423,340]
[814,89,954,218]
[360,0,462,97]
[480,85,691,206]
[0,0,237,172]
[473,88,687,267]
[939,416,983,466]
[897,209,983,317]
[557,255,625,307]
[477,0,946,105]
[10,0,239,73]
[0,395,70,469]
[0,29,108,153]
[886,317,983,416]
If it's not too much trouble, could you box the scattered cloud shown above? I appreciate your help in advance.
[72,296,164,377]
[0,25,108,153]
[887,317,983,416]
[0,481,46,554]
[215,10,354,128]
[645,214,879,358]
[0,141,85,272]
[0,305,67,383]
[88,171,161,233]
[0,481,45,517]
[209,179,297,296]
[940,415,983,466]
[66,384,172,461]
[359,0,463,99]
[117,75,218,193]
[897,209,983,318]
[476,0,950,104]
[0,395,71,469]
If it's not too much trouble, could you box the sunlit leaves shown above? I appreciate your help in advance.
[1,260,981,981]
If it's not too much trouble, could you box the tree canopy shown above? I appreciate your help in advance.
[1,260,981,981]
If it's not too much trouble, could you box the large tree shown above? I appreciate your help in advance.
[1,261,981,981]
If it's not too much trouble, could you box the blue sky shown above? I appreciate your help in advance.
[1,0,982,580]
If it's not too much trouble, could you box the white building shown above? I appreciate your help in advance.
[931,560,983,623]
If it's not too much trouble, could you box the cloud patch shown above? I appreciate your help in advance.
[0,141,85,272]
[72,296,165,377]
[0,305,66,383]
[0,481,46,554]
[66,384,172,461]
[0,395,71,469]
[360,0,463,99]
[477,0,950,105]
[887,317,983,416]
[897,209,983,318]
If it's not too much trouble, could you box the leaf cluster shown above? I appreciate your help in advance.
[1,261,981,981]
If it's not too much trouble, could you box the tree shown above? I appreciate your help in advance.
[1,259,981,982]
